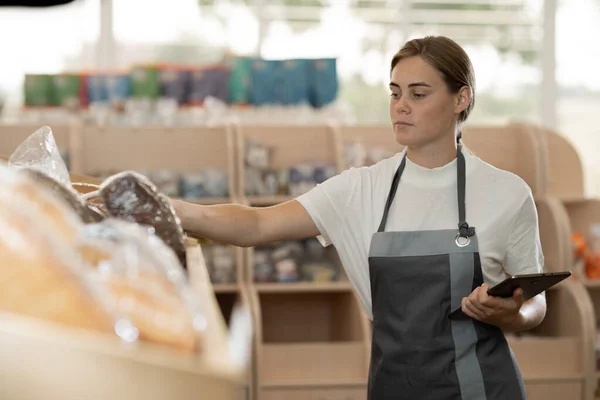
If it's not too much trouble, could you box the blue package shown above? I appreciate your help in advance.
[275,59,309,105]
[308,58,338,108]
[249,59,277,106]
[86,75,108,104]
[159,68,191,105]
[105,74,131,104]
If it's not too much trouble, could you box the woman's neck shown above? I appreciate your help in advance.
[405,136,459,169]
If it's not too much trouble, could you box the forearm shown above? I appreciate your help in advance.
[177,201,261,248]
[505,294,547,332]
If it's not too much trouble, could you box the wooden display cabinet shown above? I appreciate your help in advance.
[0,239,248,400]
[249,289,370,400]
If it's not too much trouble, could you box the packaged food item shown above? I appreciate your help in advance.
[208,245,236,284]
[77,219,206,353]
[97,171,187,268]
[159,66,191,106]
[51,73,81,109]
[226,56,252,104]
[0,202,118,337]
[275,59,309,106]
[19,168,105,223]
[150,169,181,197]
[8,125,70,188]
[307,58,338,109]
[24,74,53,107]
[345,140,368,168]
[253,250,275,283]
[131,65,161,100]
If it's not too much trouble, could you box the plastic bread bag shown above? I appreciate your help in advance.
[16,168,105,223]
[76,218,206,354]
[8,125,71,188]
[90,170,187,269]
[0,194,137,343]
[0,164,84,244]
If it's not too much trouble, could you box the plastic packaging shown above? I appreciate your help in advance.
[77,219,206,353]
[0,187,129,341]
[98,171,187,268]
[8,125,71,188]
[0,165,84,244]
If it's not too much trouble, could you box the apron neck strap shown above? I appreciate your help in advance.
[377,144,474,237]
[457,143,475,238]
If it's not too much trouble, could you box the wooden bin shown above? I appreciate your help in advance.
[248,288,370,400]
[234,124,338,206]
[0,239,247,400]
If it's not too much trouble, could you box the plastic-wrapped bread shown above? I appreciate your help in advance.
[19,168,105,223]
[77,219,205,353]
[98,171,187,268]
[0,166,83,244]
[0,204,116,335]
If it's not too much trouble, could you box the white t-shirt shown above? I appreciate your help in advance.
[296,145,545,319]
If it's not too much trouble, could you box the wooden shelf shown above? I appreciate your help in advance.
[261,378,368,389]
[213,283,240,293]
[253,281,352,293]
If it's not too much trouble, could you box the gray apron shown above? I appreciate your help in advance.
[367,144,526,400]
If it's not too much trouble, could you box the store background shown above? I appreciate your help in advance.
[0,0,598,195]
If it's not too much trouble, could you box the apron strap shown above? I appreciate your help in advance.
[377,142,475,236]
[457,143,475,238]
[377,155,406,233]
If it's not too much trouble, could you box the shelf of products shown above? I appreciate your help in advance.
[22,57,338,112]
[70,124,237,204]
[249,290,369,400]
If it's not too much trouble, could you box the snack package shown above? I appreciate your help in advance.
[0,198,124,339]
[97,171,187,268]
[0,166,83,244]
[77,219,206,353]
[8,126,70,188]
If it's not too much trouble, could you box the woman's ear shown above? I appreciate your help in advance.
[455,86,472,114]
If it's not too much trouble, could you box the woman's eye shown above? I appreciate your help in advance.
[390,93,400,98]
[413,93,426,99]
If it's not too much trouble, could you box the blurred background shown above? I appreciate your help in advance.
[0,0,598,195]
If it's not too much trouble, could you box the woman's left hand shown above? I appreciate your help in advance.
[460,283,525,330]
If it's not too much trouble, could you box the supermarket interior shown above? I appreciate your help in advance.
[1,1,600,400]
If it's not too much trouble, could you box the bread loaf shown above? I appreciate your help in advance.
[99,171,187,268]
[0,206,115,334]
[0,166,83,243]
[77,220,200,353]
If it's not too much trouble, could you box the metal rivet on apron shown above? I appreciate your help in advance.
[455,233,470,247]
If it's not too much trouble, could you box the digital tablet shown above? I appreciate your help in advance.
[448,271,571,319]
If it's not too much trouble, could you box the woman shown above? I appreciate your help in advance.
[172,36,546,399]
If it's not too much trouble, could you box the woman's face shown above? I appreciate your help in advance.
[389,56,468,148]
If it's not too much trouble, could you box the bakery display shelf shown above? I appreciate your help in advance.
[0,239,248,400]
